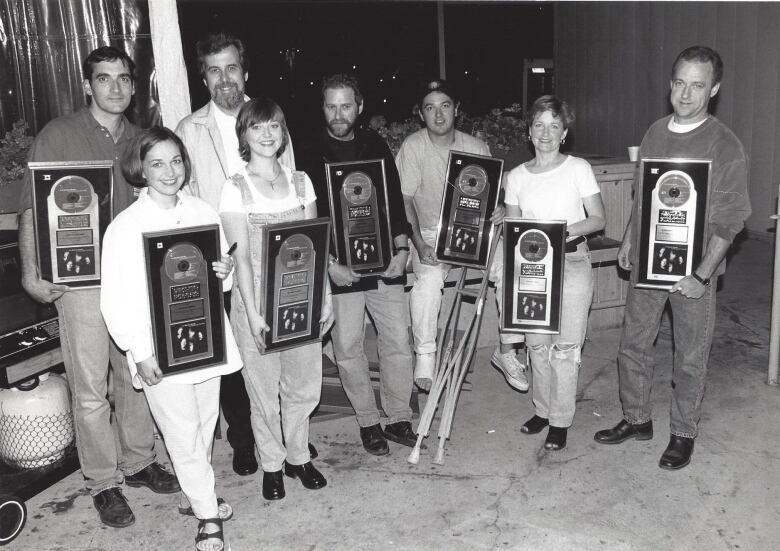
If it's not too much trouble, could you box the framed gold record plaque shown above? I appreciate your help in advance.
[143,225,226,375]
[325,159,392,276]
[635,158,711,290]
[500,219,566,334]
[30,161,113,288]
[434,151,504,268]
[249,217,331,353]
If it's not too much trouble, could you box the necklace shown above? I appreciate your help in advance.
[248,164,281,190]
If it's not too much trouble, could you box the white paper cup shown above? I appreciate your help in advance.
[627,146,640,162]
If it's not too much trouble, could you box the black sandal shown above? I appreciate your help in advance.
[195,517,224,551]
[179,497,232,520]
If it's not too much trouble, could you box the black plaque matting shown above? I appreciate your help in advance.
[636,158,711,290]
[500,219,566,334]
[435,151,503,268]
[254,217,330,353]
[143,225,226,376]
[30,161,113,288]
[325,159,392,276]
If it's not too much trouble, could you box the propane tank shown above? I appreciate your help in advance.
[0,373,74,469]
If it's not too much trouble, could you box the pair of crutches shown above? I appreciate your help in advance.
[408,236,500,465]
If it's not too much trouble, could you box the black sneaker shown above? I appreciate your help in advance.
[93,487,135,528]
[125,462,180,494]
[359,424,389,455]
[383,421,419,448]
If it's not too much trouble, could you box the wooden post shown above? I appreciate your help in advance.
[437,1,446,79]
[768,188,780,386]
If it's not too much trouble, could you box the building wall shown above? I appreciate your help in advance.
[554,1,780,235]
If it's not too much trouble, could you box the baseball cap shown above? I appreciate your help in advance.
[418,78,458,108]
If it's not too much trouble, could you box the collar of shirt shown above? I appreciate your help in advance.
[668,115,709,133]
[137,187,185,211]
[210,99,247,175]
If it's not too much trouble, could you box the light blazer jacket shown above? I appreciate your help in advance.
[175,101,296,211]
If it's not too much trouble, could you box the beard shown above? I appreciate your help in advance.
[327,118,356,139]
[212,82,244,111]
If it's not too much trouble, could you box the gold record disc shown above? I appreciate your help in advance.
[518,230,549,262]
[657,170,693,208]
[457,164,488,196]
[342,171,373,205]
[164,242,204,283]
[52,176,95,213]
[280,233,314,268]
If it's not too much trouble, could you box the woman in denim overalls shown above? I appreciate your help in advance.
[220,98,334,501]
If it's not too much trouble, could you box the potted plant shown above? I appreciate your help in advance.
[0,121,34,214]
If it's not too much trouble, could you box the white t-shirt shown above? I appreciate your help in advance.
[211,100,245,177]
[397,129,490,233]
[219,165,316,214]
[504,155,599,224]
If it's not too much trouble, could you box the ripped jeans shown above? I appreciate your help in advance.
[526,249,593,427]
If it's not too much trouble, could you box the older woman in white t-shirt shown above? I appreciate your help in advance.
[503,95,605,451]
[219,98,333,502]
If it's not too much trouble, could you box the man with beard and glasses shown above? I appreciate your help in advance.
[297,73,417,456]
[175,32,304,478]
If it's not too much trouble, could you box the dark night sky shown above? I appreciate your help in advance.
[178,1,553,137]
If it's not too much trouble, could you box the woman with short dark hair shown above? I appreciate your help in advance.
[102,126,239,551]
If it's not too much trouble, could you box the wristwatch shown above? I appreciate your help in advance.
[691,271,710,286]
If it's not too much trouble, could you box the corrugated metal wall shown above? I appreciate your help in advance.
[554,1,780,235]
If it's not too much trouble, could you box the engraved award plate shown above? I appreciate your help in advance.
[30,161,113,288]
[500,219,566,334]
[635,158,711,290]
[325,159,392,276]
[252,217,331,353]
[143,225,226,375]
[434,151,504,268]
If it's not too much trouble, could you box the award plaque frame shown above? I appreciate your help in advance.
[30,160,114,289]
[252,217,331,354]
[635,158,712,290]
[325,159,393,277]
[143,224,226,376]
[500,219,566,335]
[434,151,504,268]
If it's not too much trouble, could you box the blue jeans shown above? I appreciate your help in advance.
[56,289,156,495]
[231,287,322,472]
[526,248,593,428]
[617,276,717,438]
[331,281,414,427]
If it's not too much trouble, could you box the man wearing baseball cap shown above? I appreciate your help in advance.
[397,79,526,392]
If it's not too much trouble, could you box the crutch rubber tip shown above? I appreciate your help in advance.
[407,448,421,464]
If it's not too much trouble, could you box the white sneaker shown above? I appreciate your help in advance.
[491,349,529,391]
[414,353,435,391]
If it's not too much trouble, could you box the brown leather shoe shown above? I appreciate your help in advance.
[659,435,694,470]
[93,487,135,528]
[284,461,327,489]
[232,446,258,476]
[125,462,180,494]
[544,426,567,450]
[594,419,653,444]
[262,470,285,500]
[383,421,418,448]
[359,424,389,455]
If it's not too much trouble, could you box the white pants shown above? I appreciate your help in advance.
[142,376,221,519]
[410,230,523,355]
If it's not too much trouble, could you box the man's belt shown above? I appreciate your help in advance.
[565,235,587,253]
